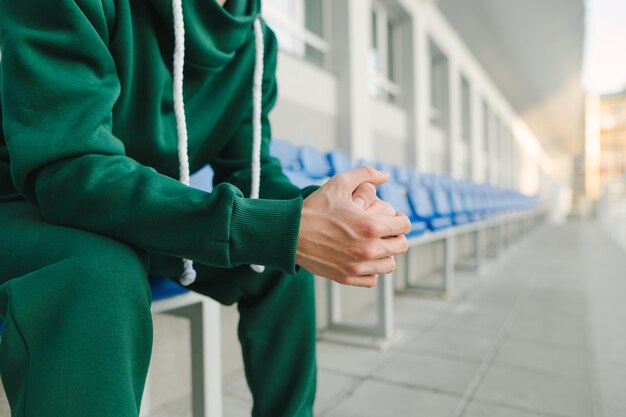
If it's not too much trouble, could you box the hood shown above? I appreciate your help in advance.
[148,0,261,71]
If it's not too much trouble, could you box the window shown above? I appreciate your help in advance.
[460,76,471,142]
[369,4,401,103]
[429,40,449,127]
[264,0,329,67]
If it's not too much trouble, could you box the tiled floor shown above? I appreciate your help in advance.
[148,223,623,417]
[2,223,624,417]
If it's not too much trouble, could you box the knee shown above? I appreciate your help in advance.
[76,237,150,298]
[63,233,151,310]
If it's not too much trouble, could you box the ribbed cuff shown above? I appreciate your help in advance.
[229,195,303,274]
[300,185,320,199]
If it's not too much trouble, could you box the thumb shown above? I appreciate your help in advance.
[334,166,390,196]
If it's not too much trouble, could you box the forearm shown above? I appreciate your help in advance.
[32,154,303,272]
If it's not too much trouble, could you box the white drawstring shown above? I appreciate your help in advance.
[172,0,197,286]
[172,2,266,285]
[250,17,265,274]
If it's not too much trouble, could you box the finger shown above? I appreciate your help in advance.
[338,275,378,288]
[352,182,378,209]
[367,199,396,216]
[333,166,389,196]
[368,212,411,237]
[349,257,396,276]
[380,235,409,257]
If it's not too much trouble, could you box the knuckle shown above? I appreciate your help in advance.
[361,221,380,238]
[359,165,376,177]
[363,182,377,194]
[357,244,378,261]
[344,263,361,276]
[333,273,350,285]
[332,173,348,187]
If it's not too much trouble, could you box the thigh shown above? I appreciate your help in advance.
[0,199,148,285]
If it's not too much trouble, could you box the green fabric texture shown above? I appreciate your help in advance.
[0,0,319,415]
[0,200,316,417]
[0,0,317,274]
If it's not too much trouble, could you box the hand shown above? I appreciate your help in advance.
[352,182,398,216]
[296,166,411,288]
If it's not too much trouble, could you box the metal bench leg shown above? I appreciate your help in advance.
[443,235,456,295]
[376,273,395,340]
[323,273,395,348]
[474,229,484,273]
[169,299,223,417]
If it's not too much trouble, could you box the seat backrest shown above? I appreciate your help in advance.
[299,145,331,179]
[431,186,452,216]
[284,169,318,188]
[408,184,435,219]
[394,165,413,186]
[327,150,353,175]
[189,164,214,193]
[377,183,414,219]
[448,188,465,214]
[270,139,301,171]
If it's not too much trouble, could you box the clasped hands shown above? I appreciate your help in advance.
[296,166,411,287]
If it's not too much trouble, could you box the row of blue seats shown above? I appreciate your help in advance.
[270,139,539,238]
[0,142,535,337]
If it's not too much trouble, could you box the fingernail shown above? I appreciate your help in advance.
[354,197,366,208]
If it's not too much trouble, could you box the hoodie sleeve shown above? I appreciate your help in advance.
[210,22,319,201]
[0,0,303,274]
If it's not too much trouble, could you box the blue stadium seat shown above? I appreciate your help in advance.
[327,150,353,175]
[270,139,301,171]
[394,165,413,186]
[431,186,454,219]
[299,145,332,179]
[149,275,189,301]
[190,164,215,193]
[284,169,319,188]
[407,184,453,231]
[443,181,471,225]
[377,183,428,237]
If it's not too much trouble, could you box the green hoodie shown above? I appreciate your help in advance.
[0,0,316,275]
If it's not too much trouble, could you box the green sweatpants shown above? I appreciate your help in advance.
[0,200,316,417]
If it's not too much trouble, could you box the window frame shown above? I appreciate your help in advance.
[429,39,449,128]
[263,0,330,68]
[369,2,402,103]
[460,75,472,143]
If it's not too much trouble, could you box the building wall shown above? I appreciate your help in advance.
[266,0,552,192]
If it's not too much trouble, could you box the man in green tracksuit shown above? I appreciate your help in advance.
[0,0,410,416]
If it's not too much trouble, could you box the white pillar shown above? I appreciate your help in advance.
[470,84,482,182]
[332,0,373,160]
[448,59,461,178]
[413,5,430,172]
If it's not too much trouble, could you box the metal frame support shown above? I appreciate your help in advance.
[404,230,456,296]
[142,294,223,417]
[324,272,396,347]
